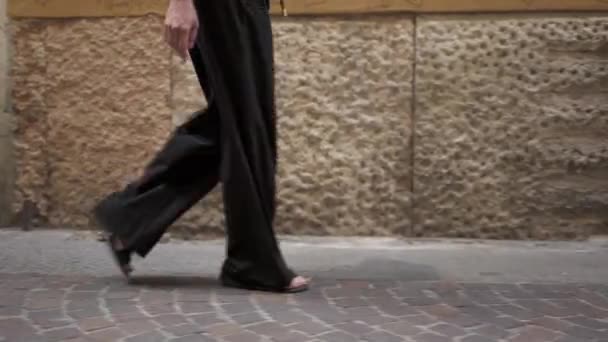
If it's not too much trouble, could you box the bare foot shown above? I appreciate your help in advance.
[288,276,311,290]
[106,234,133,277]
[111,235,126,251]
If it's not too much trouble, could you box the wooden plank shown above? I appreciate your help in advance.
[270,0,608,14]
[8,0,608,18]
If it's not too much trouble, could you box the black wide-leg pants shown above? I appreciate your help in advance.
[94,0,295,290]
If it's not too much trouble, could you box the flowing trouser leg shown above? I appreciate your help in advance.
[94,47,220,258]
[195,0,295,289]
[95,0,295,289]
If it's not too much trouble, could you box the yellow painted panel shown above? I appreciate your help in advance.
[8,0,608,18]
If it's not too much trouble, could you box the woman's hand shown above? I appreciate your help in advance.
[164,0,199,61]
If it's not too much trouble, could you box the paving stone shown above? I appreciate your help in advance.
[357,314,399,326]
[528,317,572,332]
[402,314,438,326]
[176,291,211,303]
[73,283,108,292]
[470,324,510,339]
[106,302,141,315]
[335,321,375,335]
[44,327,83,342]
[316,331,359,342]
[442,314,482,328]
[67,291,99,301]
[145,303,178,315]
[164,323,207,337]
[221,302,257,315]
[231,312,266,325]
[29,309,73,329]
[362,331,402,342]
[563,325,605,340]
[553,337,588,342]
[190,313,227,327]
[460,334,496,342]
[105,290,140,300]
[0,318,39,339]
[268,310,312,325]
[119,319,160,334]
[179,302,216,314]
[459,305,500,320]
[440,294,476,308]
[224,331,263,342]
[479,315,525,329]
[68,308,106,319]
[429,323,468,338]
[87,327,127,341]
[124,331,167,342]
[77,317,115,332]
[62,338,91,342]
[333,297,369,308]
[169,335,216,341]
[372,301,421,317]
[491,304,542,320]
[419,304,460,318]
[414,332,451,342]
[0,306,21,316]
[67,299,99,310]
[111,311,150,322]
[342,306,387,324]
[380,321,423,336]
[215,290,252,304]
[577,291,608,309]
[154,313,189,327]
[206,323,246,337]
[253,293,291,303]
[271,331,311,342]
[464,289,507,305]
[24,297,64,310]
[566,315,608,329]
[491,285,536,299]
[247,321,291,337]
[289,320,330,336]
[307,310,350,325]
[403,296,441,306]
[551,299,608,319]
[509,326,563,342]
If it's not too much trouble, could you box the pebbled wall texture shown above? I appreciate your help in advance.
[415,15,608,239]
[3,12,608,239]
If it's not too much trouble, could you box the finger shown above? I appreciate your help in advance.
[163,22,171,44]
[169,26,183,59]
[188,23,198,50]
[167,25,176,48]
[178,27,190,61]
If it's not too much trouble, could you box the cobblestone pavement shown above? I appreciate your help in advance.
[3,273,608,342]
[2,230,608,341]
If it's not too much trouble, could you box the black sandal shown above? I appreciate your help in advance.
[105,233,133,279]
[220,272,310,294]
[93,207,134,279]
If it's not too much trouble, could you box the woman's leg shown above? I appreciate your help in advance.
[94,45,221,259]
[194,0,307,291]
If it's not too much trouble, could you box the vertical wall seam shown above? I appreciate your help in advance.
[42,19,52,227]
[408,14,417,237]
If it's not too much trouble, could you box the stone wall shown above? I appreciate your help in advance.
[3,13,608,239]
[415,15,608,239]
[0,0,13,226]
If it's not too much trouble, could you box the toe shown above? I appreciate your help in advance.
[288,276,310,289]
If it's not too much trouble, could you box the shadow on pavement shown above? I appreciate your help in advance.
[127,275,219,289]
